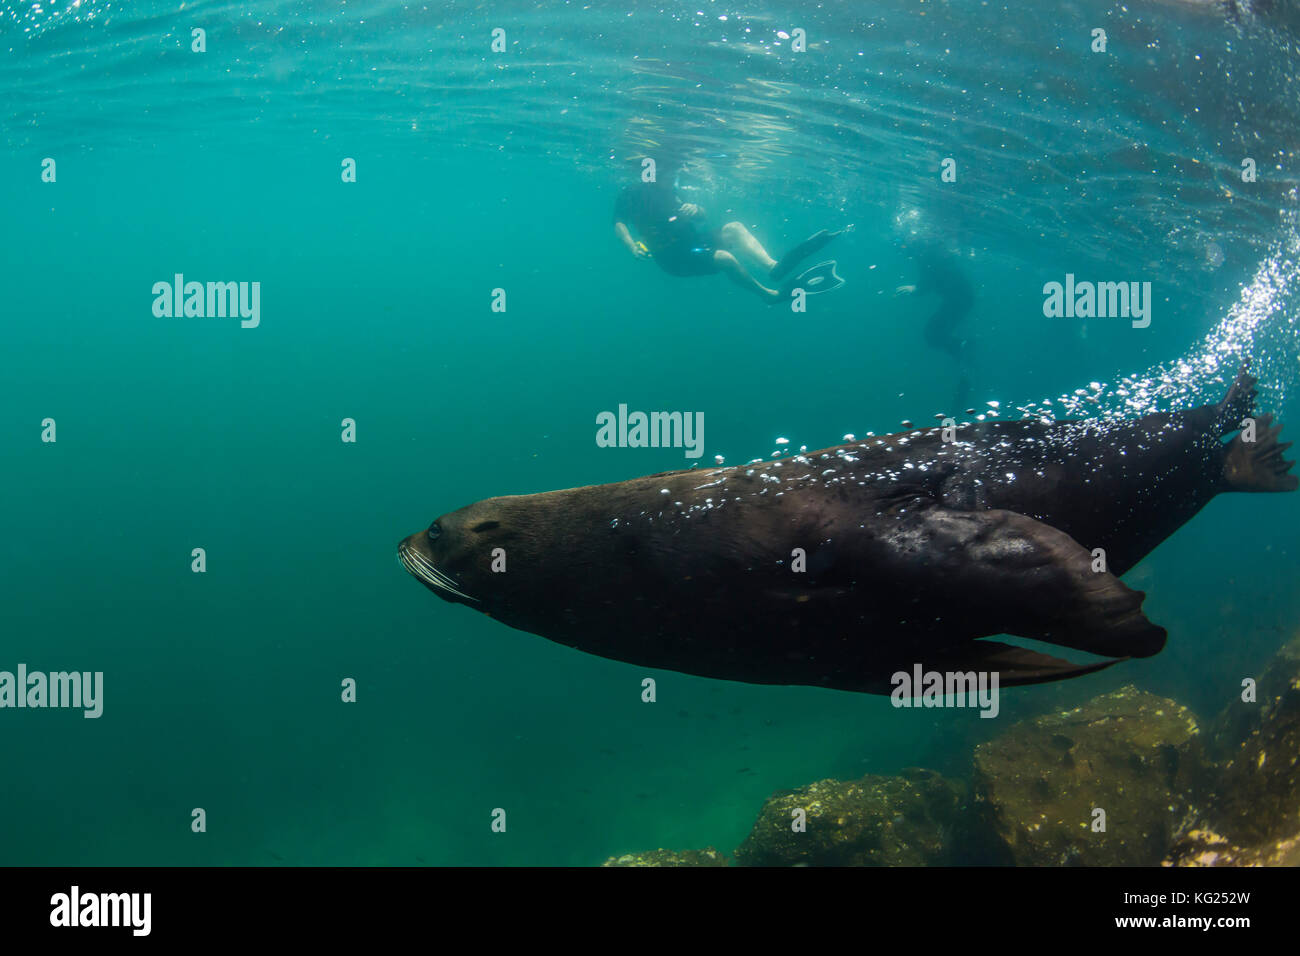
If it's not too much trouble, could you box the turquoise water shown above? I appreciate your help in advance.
[3,0,1299,865]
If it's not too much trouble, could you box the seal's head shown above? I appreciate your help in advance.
[397,489,589,622]
[398,481,674,648]
[397,501,507,606]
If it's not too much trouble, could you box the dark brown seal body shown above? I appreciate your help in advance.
[399,367,1294,694]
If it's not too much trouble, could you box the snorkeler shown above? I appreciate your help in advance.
[613,176,845,304]
[897,243,976,406]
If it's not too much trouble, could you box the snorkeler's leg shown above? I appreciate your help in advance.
[924,308,964,359]
[953,333,974,408]
[927,315,973,408]
[954,371,972,410]
[713,250,779,302]
[720,222,778,272]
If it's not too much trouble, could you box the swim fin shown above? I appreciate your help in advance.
[781,260,844,297]
[771,228,844,281]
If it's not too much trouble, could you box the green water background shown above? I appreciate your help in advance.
[2,1,1299,865]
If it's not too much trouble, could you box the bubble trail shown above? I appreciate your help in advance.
[1019,206,1300,423]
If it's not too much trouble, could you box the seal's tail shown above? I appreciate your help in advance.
[1223,411,1298,492]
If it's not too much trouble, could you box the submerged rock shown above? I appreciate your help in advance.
[1206,635,1300,846]
[733,768,961,866]
[971,685,1205,866]
[601,847,727,867]
[1163,828,1300,867]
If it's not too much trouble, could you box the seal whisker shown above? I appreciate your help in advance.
[398,544,437,584]
[399,545,478,602]
[401,547,437,583]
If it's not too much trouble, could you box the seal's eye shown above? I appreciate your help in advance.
[427,523,442,542]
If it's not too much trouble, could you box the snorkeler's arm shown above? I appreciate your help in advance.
[614,221,648,258]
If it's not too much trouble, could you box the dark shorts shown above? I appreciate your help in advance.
[652,229,723,277]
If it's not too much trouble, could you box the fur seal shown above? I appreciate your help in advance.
[398,365,1295,694]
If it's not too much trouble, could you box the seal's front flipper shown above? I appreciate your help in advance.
[887,640,1123,691]
[883,507,1167,663]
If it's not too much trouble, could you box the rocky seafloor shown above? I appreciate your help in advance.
[602,637,1300,867]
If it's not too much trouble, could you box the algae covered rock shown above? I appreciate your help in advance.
[1206,635,1300,845]
[971,685,1205,865]
[1163,827,1300,867]
[601,847,727,867]
[733,768,960,866]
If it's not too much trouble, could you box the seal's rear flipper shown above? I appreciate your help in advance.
[1214,361,1258,436]
[886,507,1167,664]
[1223,411,1299,492]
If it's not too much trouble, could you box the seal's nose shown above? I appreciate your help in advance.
[396,536,422,577]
